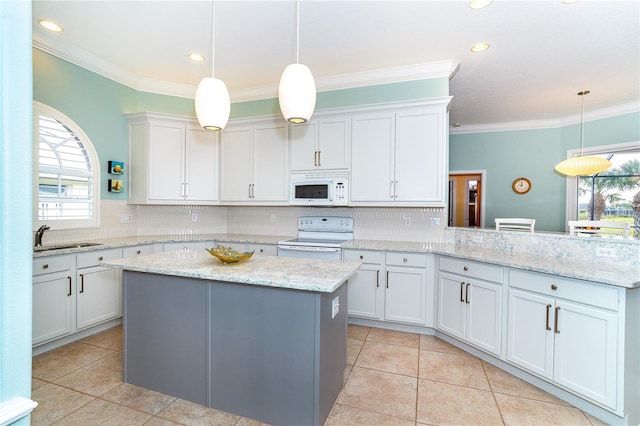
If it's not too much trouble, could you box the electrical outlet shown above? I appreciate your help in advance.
[404,215,411,226]
[595,247,617,258]
[191,213,198,222]
[331,296,340,319]
[430,217,440,227]
[120,214,133,223]
[270,213,277,223]
[472,236,483,244]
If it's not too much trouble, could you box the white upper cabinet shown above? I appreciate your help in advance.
[290,116,350,172]
[126,112,219,205]
[220,118,289,204]
[350,100,449,207]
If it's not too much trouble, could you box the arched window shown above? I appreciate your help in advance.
[34,102,100,229]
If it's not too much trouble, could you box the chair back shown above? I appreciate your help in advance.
[495,218,536,232]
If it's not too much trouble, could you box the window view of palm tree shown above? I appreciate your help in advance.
[577,151,640,236]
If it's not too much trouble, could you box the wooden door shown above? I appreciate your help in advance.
[448,173,482,227]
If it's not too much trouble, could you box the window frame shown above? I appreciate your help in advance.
[33,102,101,230]
[563,140,639,230]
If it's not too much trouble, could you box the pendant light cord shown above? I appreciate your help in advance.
[211,1,216,77]
[296,0,300,64]
[578,90,589,156]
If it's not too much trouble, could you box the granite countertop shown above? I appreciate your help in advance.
[345,239,639,289]
[102,249,361,293]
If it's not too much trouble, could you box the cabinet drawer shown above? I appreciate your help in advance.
[77,248,122,269]
[343,249,383,264]
[123,244,155,258]
[33,255,72,275]
[439,256,503,283]
[386,252,427,268]
[509,269,619,311]
[248,243,277,256]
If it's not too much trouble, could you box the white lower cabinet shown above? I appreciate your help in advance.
[33,255,74,345]
[343,250,384,320]
[76,248,123,330]
[507,269,620,410]
[215,241,277,256]
[437,256,503,356]
[385,252,428,325]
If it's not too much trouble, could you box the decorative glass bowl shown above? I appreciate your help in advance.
[206,246,254,263]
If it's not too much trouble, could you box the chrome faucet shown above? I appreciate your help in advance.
[35,225,50,247]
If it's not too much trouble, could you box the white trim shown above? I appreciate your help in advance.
[450,102,640,135]
[449,169,487,228]
[563,141,640,229]
[0,397,38,426]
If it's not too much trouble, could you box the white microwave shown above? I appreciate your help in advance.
[290,178,349,206]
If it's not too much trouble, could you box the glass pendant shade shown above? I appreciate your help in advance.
[195,77,230,131]
[554,155,612,176]
[279,63,316,124]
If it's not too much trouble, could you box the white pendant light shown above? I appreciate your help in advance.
[195,1,230,131]
[278,0,316,124]
[555,91,612,176]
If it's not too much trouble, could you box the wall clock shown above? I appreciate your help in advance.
[512,177,531,194]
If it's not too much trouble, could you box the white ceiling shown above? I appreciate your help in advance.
[32,0,640,132]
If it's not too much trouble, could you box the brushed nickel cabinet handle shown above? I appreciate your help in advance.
[463,266,469,271]
[545,304,552,330]
[460,281,465,302]
[67,276,72,296]
[314,151,318,166]
[554,306,561,334]
[551,284,558,291]
[386,271,389,288]
[317,150,321,166]
[403,257,408,263]
[43,264,49,269]
[79,274,84,293]
[465,283,470,304]
[390,181,394,198]
[376,270,379,288]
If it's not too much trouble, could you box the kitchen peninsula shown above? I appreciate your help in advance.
[103,250,361,426]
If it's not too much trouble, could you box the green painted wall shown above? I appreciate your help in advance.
[33,48,448,200]
[450,113,640,232]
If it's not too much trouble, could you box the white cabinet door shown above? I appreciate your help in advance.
[507,288,555,379]
[148,122,185,201]
[347,265,383,320]
[437,272,466,340]
[394,109,443,203]
[553,300,618,407]
[317,118,349,170]
[33,271,73,345]
[76,266,122,330]
[465,279,502,356]
[385,266,427,325]
[290,121,318,171]
[220,126,253,202]
[350,113,394,202]
[253,123,288,202]
[185,125,218,201]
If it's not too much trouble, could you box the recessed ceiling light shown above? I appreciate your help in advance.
[469,0,492,9]
[188,53,205,62]
[470,42,490,53]
[38,19,63,32]
[561,0,580,4]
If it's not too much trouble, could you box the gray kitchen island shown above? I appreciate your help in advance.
[103,250,360,426]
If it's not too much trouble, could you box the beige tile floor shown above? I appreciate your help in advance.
[31,324,609,425]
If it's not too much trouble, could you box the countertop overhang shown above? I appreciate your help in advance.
[103,249,361,293]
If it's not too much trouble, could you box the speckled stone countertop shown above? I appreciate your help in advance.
[102,249,361,293]
[345,239,639,289]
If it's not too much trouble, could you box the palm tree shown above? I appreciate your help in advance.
[579,159,640,220]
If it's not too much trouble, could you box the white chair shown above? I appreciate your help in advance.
[495,218,536,232]
[568,220,631,238]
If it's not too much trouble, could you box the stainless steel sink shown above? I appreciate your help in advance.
[34,242,102,252]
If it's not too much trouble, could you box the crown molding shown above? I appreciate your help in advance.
[450,101,640,135]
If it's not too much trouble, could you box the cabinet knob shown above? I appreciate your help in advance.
[463,266,469,271]
[551,284,558,291]
[98,256,104,261]
[359,255,364,260]
[259,249,264,253]
[43,264,49,269]
[403,257,408,263]
[136,250,141,254]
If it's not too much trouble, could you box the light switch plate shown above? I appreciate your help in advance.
[331,296,340,319]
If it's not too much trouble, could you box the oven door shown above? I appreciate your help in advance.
[277,244,341,261]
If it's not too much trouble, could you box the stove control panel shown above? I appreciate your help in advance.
[298,216,354,233]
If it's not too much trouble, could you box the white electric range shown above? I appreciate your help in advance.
[277,216,354,261]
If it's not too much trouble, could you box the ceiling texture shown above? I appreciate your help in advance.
[32,0,640,133]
